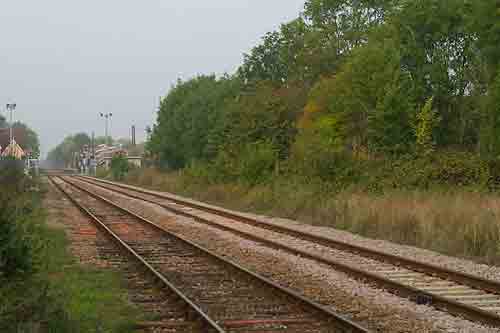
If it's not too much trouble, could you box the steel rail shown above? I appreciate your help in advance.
[49,177,226,333]
[57,176,371,333]
[41,168,77,176]
[77,176,500,293]
[74,175,500,329]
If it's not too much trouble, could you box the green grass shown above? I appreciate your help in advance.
[40,228,139,333]
[1,174,140,332]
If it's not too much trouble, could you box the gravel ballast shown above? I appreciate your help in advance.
[68,177,500,332]
[88,178,500,282]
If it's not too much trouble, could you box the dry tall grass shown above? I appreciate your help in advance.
[125,168,500,264]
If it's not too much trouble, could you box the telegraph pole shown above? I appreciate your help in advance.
[99,112,113,144]
[6,103,16,144]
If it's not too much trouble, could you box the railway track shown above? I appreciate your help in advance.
[51,176,369,333]
[71,175,500,329]
[41,168,77,176]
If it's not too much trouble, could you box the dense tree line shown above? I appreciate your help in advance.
[147,0,500,189]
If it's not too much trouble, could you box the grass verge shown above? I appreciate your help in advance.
[1,173,140,332]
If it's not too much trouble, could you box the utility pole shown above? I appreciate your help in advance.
[91,131,97,176]
[6,103,16,144]
[131,125,136,146]
[91,131,95,157]
[99,112,113,144]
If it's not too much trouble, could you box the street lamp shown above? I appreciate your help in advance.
[6,103,16,144]
[99,112,113,144]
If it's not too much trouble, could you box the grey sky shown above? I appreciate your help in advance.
[0,1,305,157]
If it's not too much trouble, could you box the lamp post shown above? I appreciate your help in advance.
[99,112,113,144]
[6,103,16,144]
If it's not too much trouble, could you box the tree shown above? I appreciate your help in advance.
[304,35,416,155]
[143,0,500,188]
[414,97,440,154]
[304,0,395,53]
[148,75,241,169]
[212,82,306,163]
[480,70,500,156]
[393,0,480,147]
[468,0,500,78]
[238,17,343,86]
[47,133,91,166]
[109,155,130,180]
[238,31,289,85]
[11,122,40,158]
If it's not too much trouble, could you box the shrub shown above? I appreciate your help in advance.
[110,155,130,181]
[389,152,490,190]
[0,166,138,331]
[207,141,279,185]
[0,165,40,279]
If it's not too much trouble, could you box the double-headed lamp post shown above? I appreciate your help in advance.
[6,103,17,144]
[99,112,113,144]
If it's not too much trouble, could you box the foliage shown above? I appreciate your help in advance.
[0,119,40,158]
[0,166,138,332]
[110,154,130,181]
[142,0,500,194]
[212,82,306,163]
[303,36,416,155]
[147,75,241,169]
[304,0,394,51]
[481,69,500,156]
[11,122,41,158]
[47,132,91,167]
[414,97,440,154]
[0,165,41,279]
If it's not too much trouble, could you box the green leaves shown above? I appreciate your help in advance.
[414,97,441,154]
[304,37,416,154]
[480,69,500,156]
[148,75,241,169]
[47,132,91,166]
[146,0,500,189]
[110,154,130,181]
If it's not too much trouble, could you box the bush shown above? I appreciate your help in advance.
[0,165,40,279]
[110,155,130,181]
[388,152,490,190]
[205,141,279,185]
[0,166,138,331]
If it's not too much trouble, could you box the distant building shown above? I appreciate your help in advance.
[0,128,28,151]
[92,144,142,171]
[1,140,26,159]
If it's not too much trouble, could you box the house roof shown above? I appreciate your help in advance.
[1,140,26,159]
[0,128,28,152]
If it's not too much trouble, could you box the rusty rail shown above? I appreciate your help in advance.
[74,175,500,329]
[55,176,371,333]
[49,177,226,333]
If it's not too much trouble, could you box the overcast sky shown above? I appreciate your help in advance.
[0,1,305,157]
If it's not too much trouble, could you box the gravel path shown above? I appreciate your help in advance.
[70,177,500,332]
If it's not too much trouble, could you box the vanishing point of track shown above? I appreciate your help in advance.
[50,176,369,333]
[70,175,500,329]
